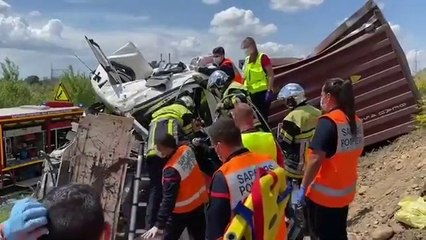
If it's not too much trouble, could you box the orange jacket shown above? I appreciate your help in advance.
[306,109,364,208]
[222,58,244,84]
[163,145,208,213]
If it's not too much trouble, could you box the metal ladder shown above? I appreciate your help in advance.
[127,141,149,240]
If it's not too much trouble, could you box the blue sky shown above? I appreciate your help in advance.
[0,0,425,77]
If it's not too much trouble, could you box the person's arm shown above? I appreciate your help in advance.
[155,168,181,230]
[222,90,247,110]
[207,172,231,240]
[301,118,337,189]
[198,66,218,76]
[181,112,195,135]
[278,119,301,151]
[261,55,274,92]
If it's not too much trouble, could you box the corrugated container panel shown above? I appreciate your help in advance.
[269,0,420,147]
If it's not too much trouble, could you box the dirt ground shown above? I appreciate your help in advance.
[348,129,426,240]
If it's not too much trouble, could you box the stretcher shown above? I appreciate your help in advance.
[224,167,292,240]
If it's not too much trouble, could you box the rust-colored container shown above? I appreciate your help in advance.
[269,0,420,147]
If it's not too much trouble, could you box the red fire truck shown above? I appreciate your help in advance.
[0,100,84,188]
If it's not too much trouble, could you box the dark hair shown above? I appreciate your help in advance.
[208,117,242,146]
[323,77,357,135]
[212,46,225,56]
[241,37,258,50]
[155,133,177,149]
[40,184,105,240]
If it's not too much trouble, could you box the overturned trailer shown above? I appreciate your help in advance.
[269,0,420,147]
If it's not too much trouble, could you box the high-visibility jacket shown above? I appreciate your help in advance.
[215,151,278,211]
[279,104,321,178]
[222,58,244,84]
[306,109,364,208]
[221,82,249,110]
[241,131,277,162]
[243,53,268,94]
[151,103,193,135]
[224,167,290,240]
[163,145,208,213]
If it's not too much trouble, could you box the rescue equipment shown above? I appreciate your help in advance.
[224,167,291,240]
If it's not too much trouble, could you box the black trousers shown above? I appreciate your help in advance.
[250,90,271,120]
[164,205,206,240]
[145,155,166,228]
[306,198,349,240]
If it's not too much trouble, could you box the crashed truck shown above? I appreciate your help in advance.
[34,0,421,239]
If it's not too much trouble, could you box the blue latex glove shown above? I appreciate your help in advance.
[4,198,49,240]
[295,186,306,204]
[265,90,275,102]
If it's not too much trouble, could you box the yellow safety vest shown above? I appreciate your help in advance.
[243,53,268,94]
[241,131,277,162]
[151,103,192,129]
[222,82,248,100]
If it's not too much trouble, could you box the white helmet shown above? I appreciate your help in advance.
[207,70,230,90]
[277,83,306,108]
[178,95,195,111]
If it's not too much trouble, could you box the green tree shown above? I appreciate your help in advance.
[0,57,20,81]
[25,75,40,84]
[60,65,96,107]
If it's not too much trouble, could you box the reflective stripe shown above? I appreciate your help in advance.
[175,185,206,207]
[311,182,356,197]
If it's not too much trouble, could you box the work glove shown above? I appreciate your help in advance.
[3,198,49,240]
[295,186,306,205]
[215,103,224,112]
[265,90,275,102]
[141,226,163,239]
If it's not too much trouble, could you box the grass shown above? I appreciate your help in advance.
[415,70,426,127]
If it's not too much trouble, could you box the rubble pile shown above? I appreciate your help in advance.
[348,129,426,240]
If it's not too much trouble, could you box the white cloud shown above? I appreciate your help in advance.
[0,1,304,77]
[202,0,220,5]
[270,0,324,12]
[28,10,41,17]
[0,0,10,15]
[210,7,277,45]
[257,41,303,58]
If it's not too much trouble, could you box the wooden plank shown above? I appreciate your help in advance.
[69,113,134,240]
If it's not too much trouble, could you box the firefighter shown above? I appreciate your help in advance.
[196,46,243,84]
[299,78,364,239]
[231,102,284,167]
[142,134,208,240]
[207,70,249,115]
[206,117,280,240]
[276,83,321,239]
[241,37,276,118]
[277,83,321,179]
[144,95,197,230]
